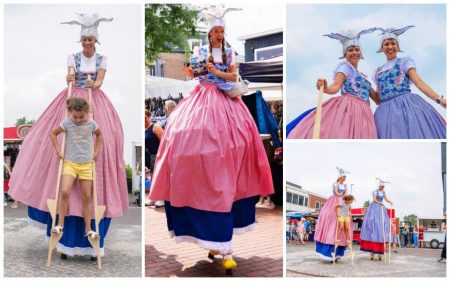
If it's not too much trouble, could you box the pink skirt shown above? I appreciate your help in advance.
[314,194,353,246]
[150,83,274,212]
[8,87,129,218]
[288,94,377,139]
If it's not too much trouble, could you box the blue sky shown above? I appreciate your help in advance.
[286,4,446,122]
[286,142,445,218]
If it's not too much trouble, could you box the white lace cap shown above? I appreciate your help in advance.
[61,13,113,44]
[198,5,241,32]
[336,166,350,178]
[324,27,377,59]
[376,26,414,53]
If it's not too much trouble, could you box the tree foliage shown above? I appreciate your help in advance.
[145,4,199,64]
[403,214,418,226]
[363,200,370,208]
[15,117,35,126]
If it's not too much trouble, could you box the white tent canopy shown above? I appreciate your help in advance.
[145,75,198,99]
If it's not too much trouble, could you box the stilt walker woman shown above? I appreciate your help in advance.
[373,26,446,139]
[360,178,393,260]
[149,5,274,276]
[314,167,353,262]
[7,13,129,259]
[287,28,379,139]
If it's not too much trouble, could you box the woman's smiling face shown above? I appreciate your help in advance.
[344,46,361,65]
[382,38,399,60]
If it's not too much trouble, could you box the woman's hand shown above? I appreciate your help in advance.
[438,96,446,109]
[66,74,75,84]
[206,63,220,76]
[86,78,95,89]
[316,78,327,90]
[183,66,194,78]
[57,150,64,160]
[93,151,99,162]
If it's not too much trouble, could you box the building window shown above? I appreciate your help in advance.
[299,196,304,206]
[287,192,292,203]
[149,65,155,76]
[254,44,283,61]
[315,201,320,209]
[292,194,299,205]
[305,198,308,207]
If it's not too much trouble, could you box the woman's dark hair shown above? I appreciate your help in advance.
[208,35,227,64]
[66,97,89,112]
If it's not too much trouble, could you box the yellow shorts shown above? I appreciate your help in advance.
[338,216,350,223]
[63,160,93,181]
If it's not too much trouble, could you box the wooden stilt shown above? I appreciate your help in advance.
[47,67,74,267]
[312,85,324,139]
[86,75,106,269]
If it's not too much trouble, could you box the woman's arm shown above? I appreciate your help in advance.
[316,73,346,95]
[408,68,446,108]
[50,127,65,159]
[66,66,76,85]
[206,63,238,82]
[369,88,381,105]
[93,128,103,161]
[87,69,106,90]
[384,194,393,206]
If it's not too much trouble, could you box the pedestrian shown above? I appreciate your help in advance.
[409,224,414,248]
[296,218,306,245]
[391,218,399,253]
[49,97,103,242]
[288,28,379,139]
[402,225,409,247]
[438,217,446,262]
[304,218,312,242]
[335,194,354,246]
[148,5,274,274]
[360,178,393,261]
[373,26,446,139]
[413,225,419,248]
[418,224,424,248]
[144,109,163,207]
[314,167,352,261]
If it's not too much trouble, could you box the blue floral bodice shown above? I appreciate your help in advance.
[190,46,232,84]
[74,52,103,88]
[373,189,385,202]
[375,58,411,101]
[341,71,371,101]
[333,182,347,196]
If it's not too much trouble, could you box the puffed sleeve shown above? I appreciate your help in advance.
[60,118,70,131]
[333,61,355,80]
[99,56,108,71]
[191,45,207,62]
[67,54,76,68]
[400,57,416,73]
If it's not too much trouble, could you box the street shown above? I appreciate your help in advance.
[4,202,142,277]
[287,241,446,277]
[145,205,283,277]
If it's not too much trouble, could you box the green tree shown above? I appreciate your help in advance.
[15,117,35,126]
[363,200,370,208]
[125,164,133,180]
[145,4,199,65]
[403,214,418,227]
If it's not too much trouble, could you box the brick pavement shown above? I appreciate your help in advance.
[286,242,446,277]
[145,205,283,277]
